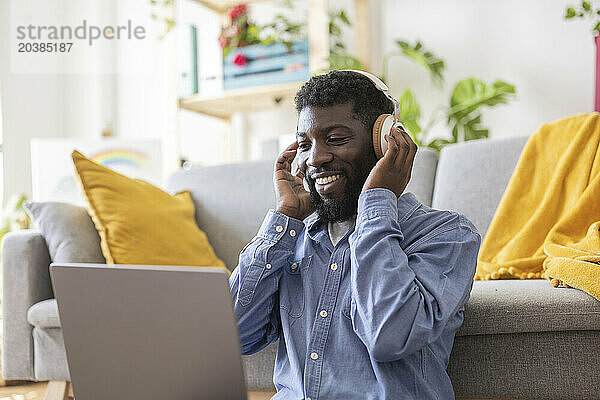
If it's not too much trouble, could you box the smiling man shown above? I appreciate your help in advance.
[229,70,481,400]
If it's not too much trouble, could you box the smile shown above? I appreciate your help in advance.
[315,174,342,185]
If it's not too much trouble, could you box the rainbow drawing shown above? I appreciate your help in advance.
[90,149,148,169]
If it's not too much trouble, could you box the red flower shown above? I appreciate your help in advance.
[233,53,247,66]
[229,4,247,20]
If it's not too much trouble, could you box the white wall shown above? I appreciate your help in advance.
[0,0,119,203]
[182,0,594,167]
[0,0,178,202]
[0,0,66,204]
[115,0,179,183]
[1,0,594,201]
[381,0,593,140]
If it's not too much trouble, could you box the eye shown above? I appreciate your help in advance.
[298,142,310,151]
[328,137,347,144]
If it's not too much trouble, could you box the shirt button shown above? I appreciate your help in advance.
[320,310,328,318]
[275,225,283,232]
[289,229,296,237]
[310,352,319,360]
[291,262,297,270]
[330,263,338,271]
[266,263,272,269]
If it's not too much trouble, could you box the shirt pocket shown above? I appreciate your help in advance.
[279,255,311,318]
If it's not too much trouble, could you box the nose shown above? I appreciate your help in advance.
[306,143,333,169]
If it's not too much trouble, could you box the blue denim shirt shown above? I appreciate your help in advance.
[229,189,481,400]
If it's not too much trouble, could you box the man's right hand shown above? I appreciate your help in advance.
[274,141,314,221]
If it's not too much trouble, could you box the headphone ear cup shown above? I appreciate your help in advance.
[372,114,389,159]
[373,114,395,159]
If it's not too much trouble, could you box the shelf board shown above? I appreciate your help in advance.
[192,0,272,14]
[179,81,303,119]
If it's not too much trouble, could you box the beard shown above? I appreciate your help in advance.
[306,167,371,223]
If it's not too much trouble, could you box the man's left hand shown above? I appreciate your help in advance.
[362,125,418,198]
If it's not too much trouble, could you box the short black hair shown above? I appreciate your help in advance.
[294,70,394,132]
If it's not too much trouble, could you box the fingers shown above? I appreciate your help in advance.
[284,141,299,152]
[389,125,417,170]
[383,133,398,165]
[275,141,299,174]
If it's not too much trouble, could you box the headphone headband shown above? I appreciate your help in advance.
[340,69,401,124]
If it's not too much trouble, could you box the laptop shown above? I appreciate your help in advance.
[50,263,248,400]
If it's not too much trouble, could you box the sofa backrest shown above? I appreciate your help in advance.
[432,136,528,236]
[168,161,275,270]
[167,148,438,270]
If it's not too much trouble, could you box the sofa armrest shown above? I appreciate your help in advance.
[1,230,53,380]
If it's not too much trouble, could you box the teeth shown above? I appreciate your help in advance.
[316,174,341,185]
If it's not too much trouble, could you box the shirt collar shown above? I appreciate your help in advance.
[304,212,325,240]
[303,191,421,237]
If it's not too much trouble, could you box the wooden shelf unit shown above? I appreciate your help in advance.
[179,81,302,120]
[180,0,370,119]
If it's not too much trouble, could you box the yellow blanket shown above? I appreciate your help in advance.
[475,113,600,301]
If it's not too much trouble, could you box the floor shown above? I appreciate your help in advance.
[0,382,46,399]
[0,382,276,400]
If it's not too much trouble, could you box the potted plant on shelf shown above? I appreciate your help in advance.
[565,1,600,112]
[218,2,310,90]
[218,2,364,89]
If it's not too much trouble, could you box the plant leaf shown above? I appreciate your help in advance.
[447,78,514,143]
[462,113,489,141]
[395,39,445,88]
[339,10,350,25]
[583,1,592,12]
[327,53,363,70]
[448,78,516,122]
[398,89,423,144]
[565,7,577,18]
[329,21,341,36]
[426,138,453,152]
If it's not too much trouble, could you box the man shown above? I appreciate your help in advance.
[229,70,481,399]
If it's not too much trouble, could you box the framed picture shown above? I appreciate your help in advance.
[31,139,162,205]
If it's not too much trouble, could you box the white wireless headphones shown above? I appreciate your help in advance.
[340,69,405,159]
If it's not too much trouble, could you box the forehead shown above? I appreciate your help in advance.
[297,103,364,137]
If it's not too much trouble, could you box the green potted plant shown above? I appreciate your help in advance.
[382,39,516,151]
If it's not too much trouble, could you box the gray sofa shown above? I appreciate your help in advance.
[3,136,600,399]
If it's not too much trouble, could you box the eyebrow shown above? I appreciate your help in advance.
[296,124,353,138]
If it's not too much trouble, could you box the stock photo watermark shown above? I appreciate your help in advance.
[10,0,159,74]
[15,20,146,53]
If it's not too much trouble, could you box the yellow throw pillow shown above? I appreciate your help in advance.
[71,150,226,269]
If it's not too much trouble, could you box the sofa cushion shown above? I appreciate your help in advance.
[448,330,600,400]
[27,299,60,329]
[23,201,105,263]
[432,136,528,236]
[457,280,600,336]
[404,147,438,206]
[32,327,70,381]
[71,150,225,268]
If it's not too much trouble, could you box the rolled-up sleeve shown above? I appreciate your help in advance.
[348,188,481,362]
[229,209,305,355]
